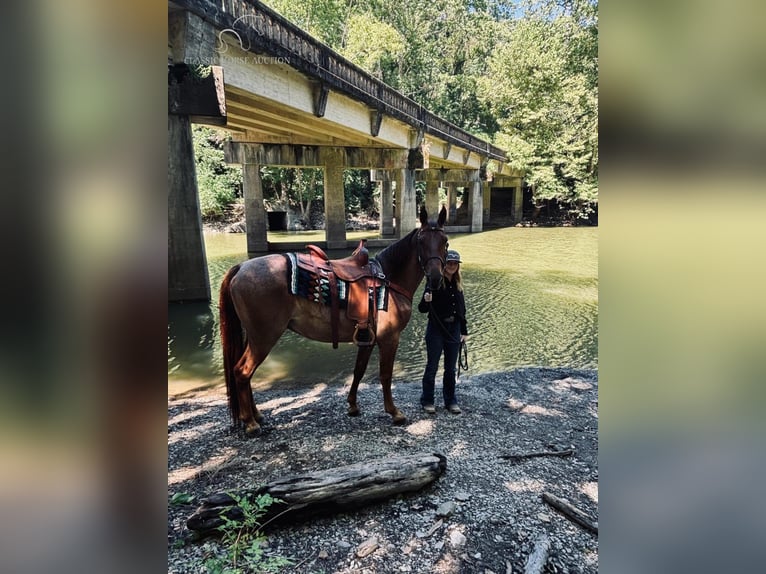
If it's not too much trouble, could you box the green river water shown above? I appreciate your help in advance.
[168,227,597,396]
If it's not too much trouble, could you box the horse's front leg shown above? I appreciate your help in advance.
[378,340,407,425]
[347,345,374,416]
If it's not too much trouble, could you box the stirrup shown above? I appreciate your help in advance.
[352,325,376,347]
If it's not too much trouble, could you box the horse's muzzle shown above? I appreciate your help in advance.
[425,269,444,292]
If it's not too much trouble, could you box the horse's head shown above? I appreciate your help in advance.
[417,205,449,292]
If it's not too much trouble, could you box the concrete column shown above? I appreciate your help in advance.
[467,174,483,232]
[482,181,491,224]
[446,183,457,223]
[512,184,524,223]
[425,179,439,220]
[323,148,347,249]
[243,164,268,254]
[168,114,210,302]
[395,168,417,237]
[380,179,394,236]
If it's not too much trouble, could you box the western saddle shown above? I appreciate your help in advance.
[295,239,385,348]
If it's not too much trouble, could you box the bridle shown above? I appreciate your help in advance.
[416,226,447,276]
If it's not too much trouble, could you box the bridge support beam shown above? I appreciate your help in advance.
[168,11,222,302]
[425,180,440,222]
[483,181,491,224]
[513,185,524,223]
[446,183,457,223]
[380,180,394,236]
[321,148,347,249]
[395,169,418,238]
[243,164,268,254]
[466,173,484,232]
[168,114,210,301]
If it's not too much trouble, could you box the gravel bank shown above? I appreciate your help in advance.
[168,367,598,573]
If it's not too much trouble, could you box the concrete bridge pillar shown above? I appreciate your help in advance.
[380,179,394,236]
[322,148,347,249]
[466,173,484,232]
[482,181,491,224]
[446,183,457,223]
[168,114,210,302]
[425,180,440,221]
[395,168,417,237]
[512,179,524,223]
[243,164,268,254]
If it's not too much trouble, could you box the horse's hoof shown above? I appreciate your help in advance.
[254,413,265,424]
[244,422,262,437]
[392,413,407,425]
[347,407,361,417]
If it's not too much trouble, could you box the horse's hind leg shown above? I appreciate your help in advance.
[233,346,264,435]
[347,345,374,416]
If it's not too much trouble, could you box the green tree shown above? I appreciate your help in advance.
[193,126,242,218]
[340,13,405,84]
[481,1,598,218]
[260,167,324,227]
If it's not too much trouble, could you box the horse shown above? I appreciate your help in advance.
[219,205,449,436]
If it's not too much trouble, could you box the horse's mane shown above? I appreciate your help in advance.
[374,228,419,274]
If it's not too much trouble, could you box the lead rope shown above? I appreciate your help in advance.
[457,339,469,380]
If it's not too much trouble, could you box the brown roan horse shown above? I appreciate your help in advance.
[219,205,449,435]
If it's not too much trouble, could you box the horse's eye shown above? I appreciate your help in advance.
[446,241,449,248]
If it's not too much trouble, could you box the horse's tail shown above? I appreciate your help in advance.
[219,264,243,426]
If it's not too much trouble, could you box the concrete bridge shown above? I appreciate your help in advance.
[169,0,524,301]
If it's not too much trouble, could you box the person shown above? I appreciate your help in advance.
[418,249,468,414]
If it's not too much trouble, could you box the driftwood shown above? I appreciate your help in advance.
[541,492,598,535]
[499,449,574,463]
[524,533,551,574]
[187,452,447,535]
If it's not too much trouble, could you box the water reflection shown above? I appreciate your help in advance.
[168,227,597,396]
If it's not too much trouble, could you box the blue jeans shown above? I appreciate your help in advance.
[420,320,462,407]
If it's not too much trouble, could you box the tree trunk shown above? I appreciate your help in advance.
[187,452,447,536]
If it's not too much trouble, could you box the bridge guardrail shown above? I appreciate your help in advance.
[173,0,508,162]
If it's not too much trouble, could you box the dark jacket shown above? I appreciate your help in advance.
[418,278,468,336]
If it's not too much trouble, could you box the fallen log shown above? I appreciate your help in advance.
[541,492,598,535]
[499,449,574,463]
[523,533,551,574]
[187,452,447,535]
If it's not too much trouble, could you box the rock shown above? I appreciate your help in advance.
[449,530,467,548]
[455,491,471,502]
[356,537,379,558]
[436,501,457,517]
[318,550,329,559]
[538,513,551,523]
[337,540,352,550]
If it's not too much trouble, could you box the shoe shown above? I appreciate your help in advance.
[447,404,462,414]
[422,404,436,414]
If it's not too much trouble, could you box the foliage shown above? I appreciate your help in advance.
[249,0,599,221]
[482,1,598,218]
[203,493,292,574]
[340,13,405,84]
[343,170,376,216]
[170,492,196,506]
[260,167,324,225]
[265,0,347,47]
[193,126,242,218]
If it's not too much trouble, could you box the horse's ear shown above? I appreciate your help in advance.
[437,205,447,228]
[419,205,429,226]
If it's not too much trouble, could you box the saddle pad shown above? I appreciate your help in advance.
[284,253,387,310]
